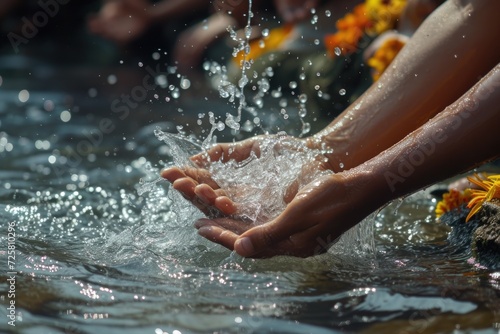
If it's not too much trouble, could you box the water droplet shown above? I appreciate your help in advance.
[138,62,144,67]
[262,28,269,37]
[18,89,30,103]
[299,94,308,103]
[289,81,297,89]
[107,74,117,85]
[339,163,344,169]
[298,107,307,118]
[339,89,346,96]
[325,10,331,17]
[180,78,191,90]
[88,88,98,98]
[314,39,320,45]
[60,110,71,122]
[301,122,311,135]
[155,75,168,87]
[299,73,306,80]
[245,26,252,39]
[216,121,225,131]
[334,47,341,56]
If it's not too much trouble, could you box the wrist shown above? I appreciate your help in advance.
[341,164,393,213]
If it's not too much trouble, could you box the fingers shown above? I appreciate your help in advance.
[161,166,238,216]
[195,184,237,215]
[161,166,219,189]
[191,140,262,167]
[233,208,307,257]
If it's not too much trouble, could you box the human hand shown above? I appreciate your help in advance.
[161,134,333,220]
[194,170,379,258]
[273,0,319,24]
[88,0,152,45]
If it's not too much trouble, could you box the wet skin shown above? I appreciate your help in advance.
[162,0,500,258]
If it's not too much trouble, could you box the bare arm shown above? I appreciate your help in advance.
[146,0,209,23]
[312,0,500,172]
[195,63,500,258]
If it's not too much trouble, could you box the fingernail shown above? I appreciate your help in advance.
[194,218,212,229]
[235,237,254,256]
[197,226,213,236]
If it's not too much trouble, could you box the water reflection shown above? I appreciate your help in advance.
[0,68,499,334]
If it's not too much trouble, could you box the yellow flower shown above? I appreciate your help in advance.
[466,174,500,222]
[435,189,473,219]
[367,37,406,81]
[324,0,407,57]
[365,0,408,34]
[233,24,294,66]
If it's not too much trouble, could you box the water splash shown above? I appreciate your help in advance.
[208,133,333,223]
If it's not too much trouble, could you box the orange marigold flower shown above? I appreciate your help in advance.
[465,173,500,222]
[367,38,406,81]
[233,24,294,66]
[435,189,473,219]
[324,3,371,56]
[324,0,407,57]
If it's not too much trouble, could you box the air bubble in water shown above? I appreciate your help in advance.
[334,47,341,56]
[289,81,297,89]
[325,10,331,17]
[262,28,269,37]
[298,94,308,103]
[339,89,346,96]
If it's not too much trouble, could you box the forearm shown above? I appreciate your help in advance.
[356,64,500,207]
[313,0,500,172]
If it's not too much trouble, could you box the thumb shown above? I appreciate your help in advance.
[233,212,302,257]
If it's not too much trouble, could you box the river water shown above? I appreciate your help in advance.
[0,62,499,334]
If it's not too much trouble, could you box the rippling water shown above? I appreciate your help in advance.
[0,71,499,334]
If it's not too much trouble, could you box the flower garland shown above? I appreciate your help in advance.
[324,0,407,57]
[367,37,406,81]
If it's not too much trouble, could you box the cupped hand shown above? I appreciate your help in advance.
[161,136,270,217]
[161,134,333,218]
[194,170,378,258]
